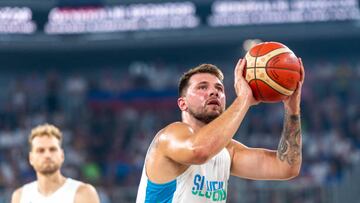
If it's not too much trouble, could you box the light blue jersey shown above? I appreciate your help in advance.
[136,148,231,203]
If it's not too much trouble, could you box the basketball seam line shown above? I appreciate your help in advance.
[255,49,298,96]
[255,69,295,95]
[254,44,264,100]
[245,67,300,73]
[247,78,295,95]
[246,68,294,96]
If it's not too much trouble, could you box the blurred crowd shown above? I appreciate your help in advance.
[0,57,359,202]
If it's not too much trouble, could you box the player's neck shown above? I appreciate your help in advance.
[36,171,66,196]
[182,113,206,132]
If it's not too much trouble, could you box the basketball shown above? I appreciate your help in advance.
[244,41,302,102]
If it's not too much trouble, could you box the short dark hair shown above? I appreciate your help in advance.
[178,64,224,96]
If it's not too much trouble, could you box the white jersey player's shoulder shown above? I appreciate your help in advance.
[74,181,100,203]
[12,180,38,203]
[11,186,23,203]
[12,178,99,203]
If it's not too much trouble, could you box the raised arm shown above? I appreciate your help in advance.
[159,59,258,165]
[160,98,250,165]
[228,58,304,180]
[227,113,302,180]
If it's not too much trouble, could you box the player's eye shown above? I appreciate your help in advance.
[37,148,44,153]
[198,85,207,90]
[216,86,224,92]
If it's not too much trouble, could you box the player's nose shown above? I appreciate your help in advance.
[209,87,219,97]
[43,149,52,157]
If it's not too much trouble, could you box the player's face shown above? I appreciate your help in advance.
[29,136,64,175]
[184,73,226,123]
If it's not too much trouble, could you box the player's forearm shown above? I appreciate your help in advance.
[192,97,251,158]
[277,113,302,175]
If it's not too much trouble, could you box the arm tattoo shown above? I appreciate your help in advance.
[277,114,302,165]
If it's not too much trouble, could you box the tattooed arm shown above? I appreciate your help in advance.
[278,58,305,167]
[277,114,302,166]
[227,58,304,180]
[226,118,302,180]
[226,98,303,180]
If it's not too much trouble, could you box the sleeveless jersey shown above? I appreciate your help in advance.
[136,148,231,203]
[20,178,82,203]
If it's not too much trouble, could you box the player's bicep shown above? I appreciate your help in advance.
[228,140,289,180]
[159,122,205,165]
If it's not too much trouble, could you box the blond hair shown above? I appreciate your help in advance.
[29,123,63,150]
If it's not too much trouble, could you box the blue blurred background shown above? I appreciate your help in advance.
[0,0,359,202]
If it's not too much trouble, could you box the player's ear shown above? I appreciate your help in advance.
[29,152,34,166]
[61,149,65,162]
[178,96,188,111]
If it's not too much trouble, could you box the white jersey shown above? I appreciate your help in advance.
[136,148,231,203]
[20,178,82,203]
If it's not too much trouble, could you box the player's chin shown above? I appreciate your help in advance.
[206,109,222,118]
[40,163,59,173]
[207,104,222,110]
[208,106,223,114]
[39,167,58,175]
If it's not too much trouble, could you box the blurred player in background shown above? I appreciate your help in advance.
[136,58,305,202]
[11,124,100,203]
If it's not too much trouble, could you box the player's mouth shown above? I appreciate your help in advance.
[43,159,54,164]
[206,99,221,107]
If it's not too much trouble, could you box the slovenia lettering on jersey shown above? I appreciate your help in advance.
[191,174,227,201]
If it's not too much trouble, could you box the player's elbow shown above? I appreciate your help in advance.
[288,169,300,179]
[190,147,211,164]
[285,166,301,180]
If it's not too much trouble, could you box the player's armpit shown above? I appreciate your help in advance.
[11,188,22,203]
[74,184,100,203]
[227,140,300,180]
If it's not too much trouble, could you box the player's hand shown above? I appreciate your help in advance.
[234,58,259,106]
[283,58,305,114]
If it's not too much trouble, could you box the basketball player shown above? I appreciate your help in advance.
[11,124,100,203]
[136,58,305,202]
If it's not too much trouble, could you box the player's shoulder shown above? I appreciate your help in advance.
[74,182,100,203]
[151,122,194,152]
[11,180,37,203]
[76,182,97,195]
[159,122,194,139]
[11,187,23,203]
[163,122,193,134]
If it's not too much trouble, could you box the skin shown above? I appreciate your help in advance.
[11,136,100,203]
[146,58,304,183]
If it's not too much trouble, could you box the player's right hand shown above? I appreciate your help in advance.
[283,57,305,115]
[234,58,259,106]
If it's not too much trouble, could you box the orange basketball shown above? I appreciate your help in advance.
[244,42,301,102]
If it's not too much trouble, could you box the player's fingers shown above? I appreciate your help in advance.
[234,58,242,77]
[235,58,246,78]
[294,81,301,94]
[298,58,305,82]
[236,58,243,68]
[241,59,247,76]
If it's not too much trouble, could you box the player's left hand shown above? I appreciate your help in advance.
[283,58,305,115]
